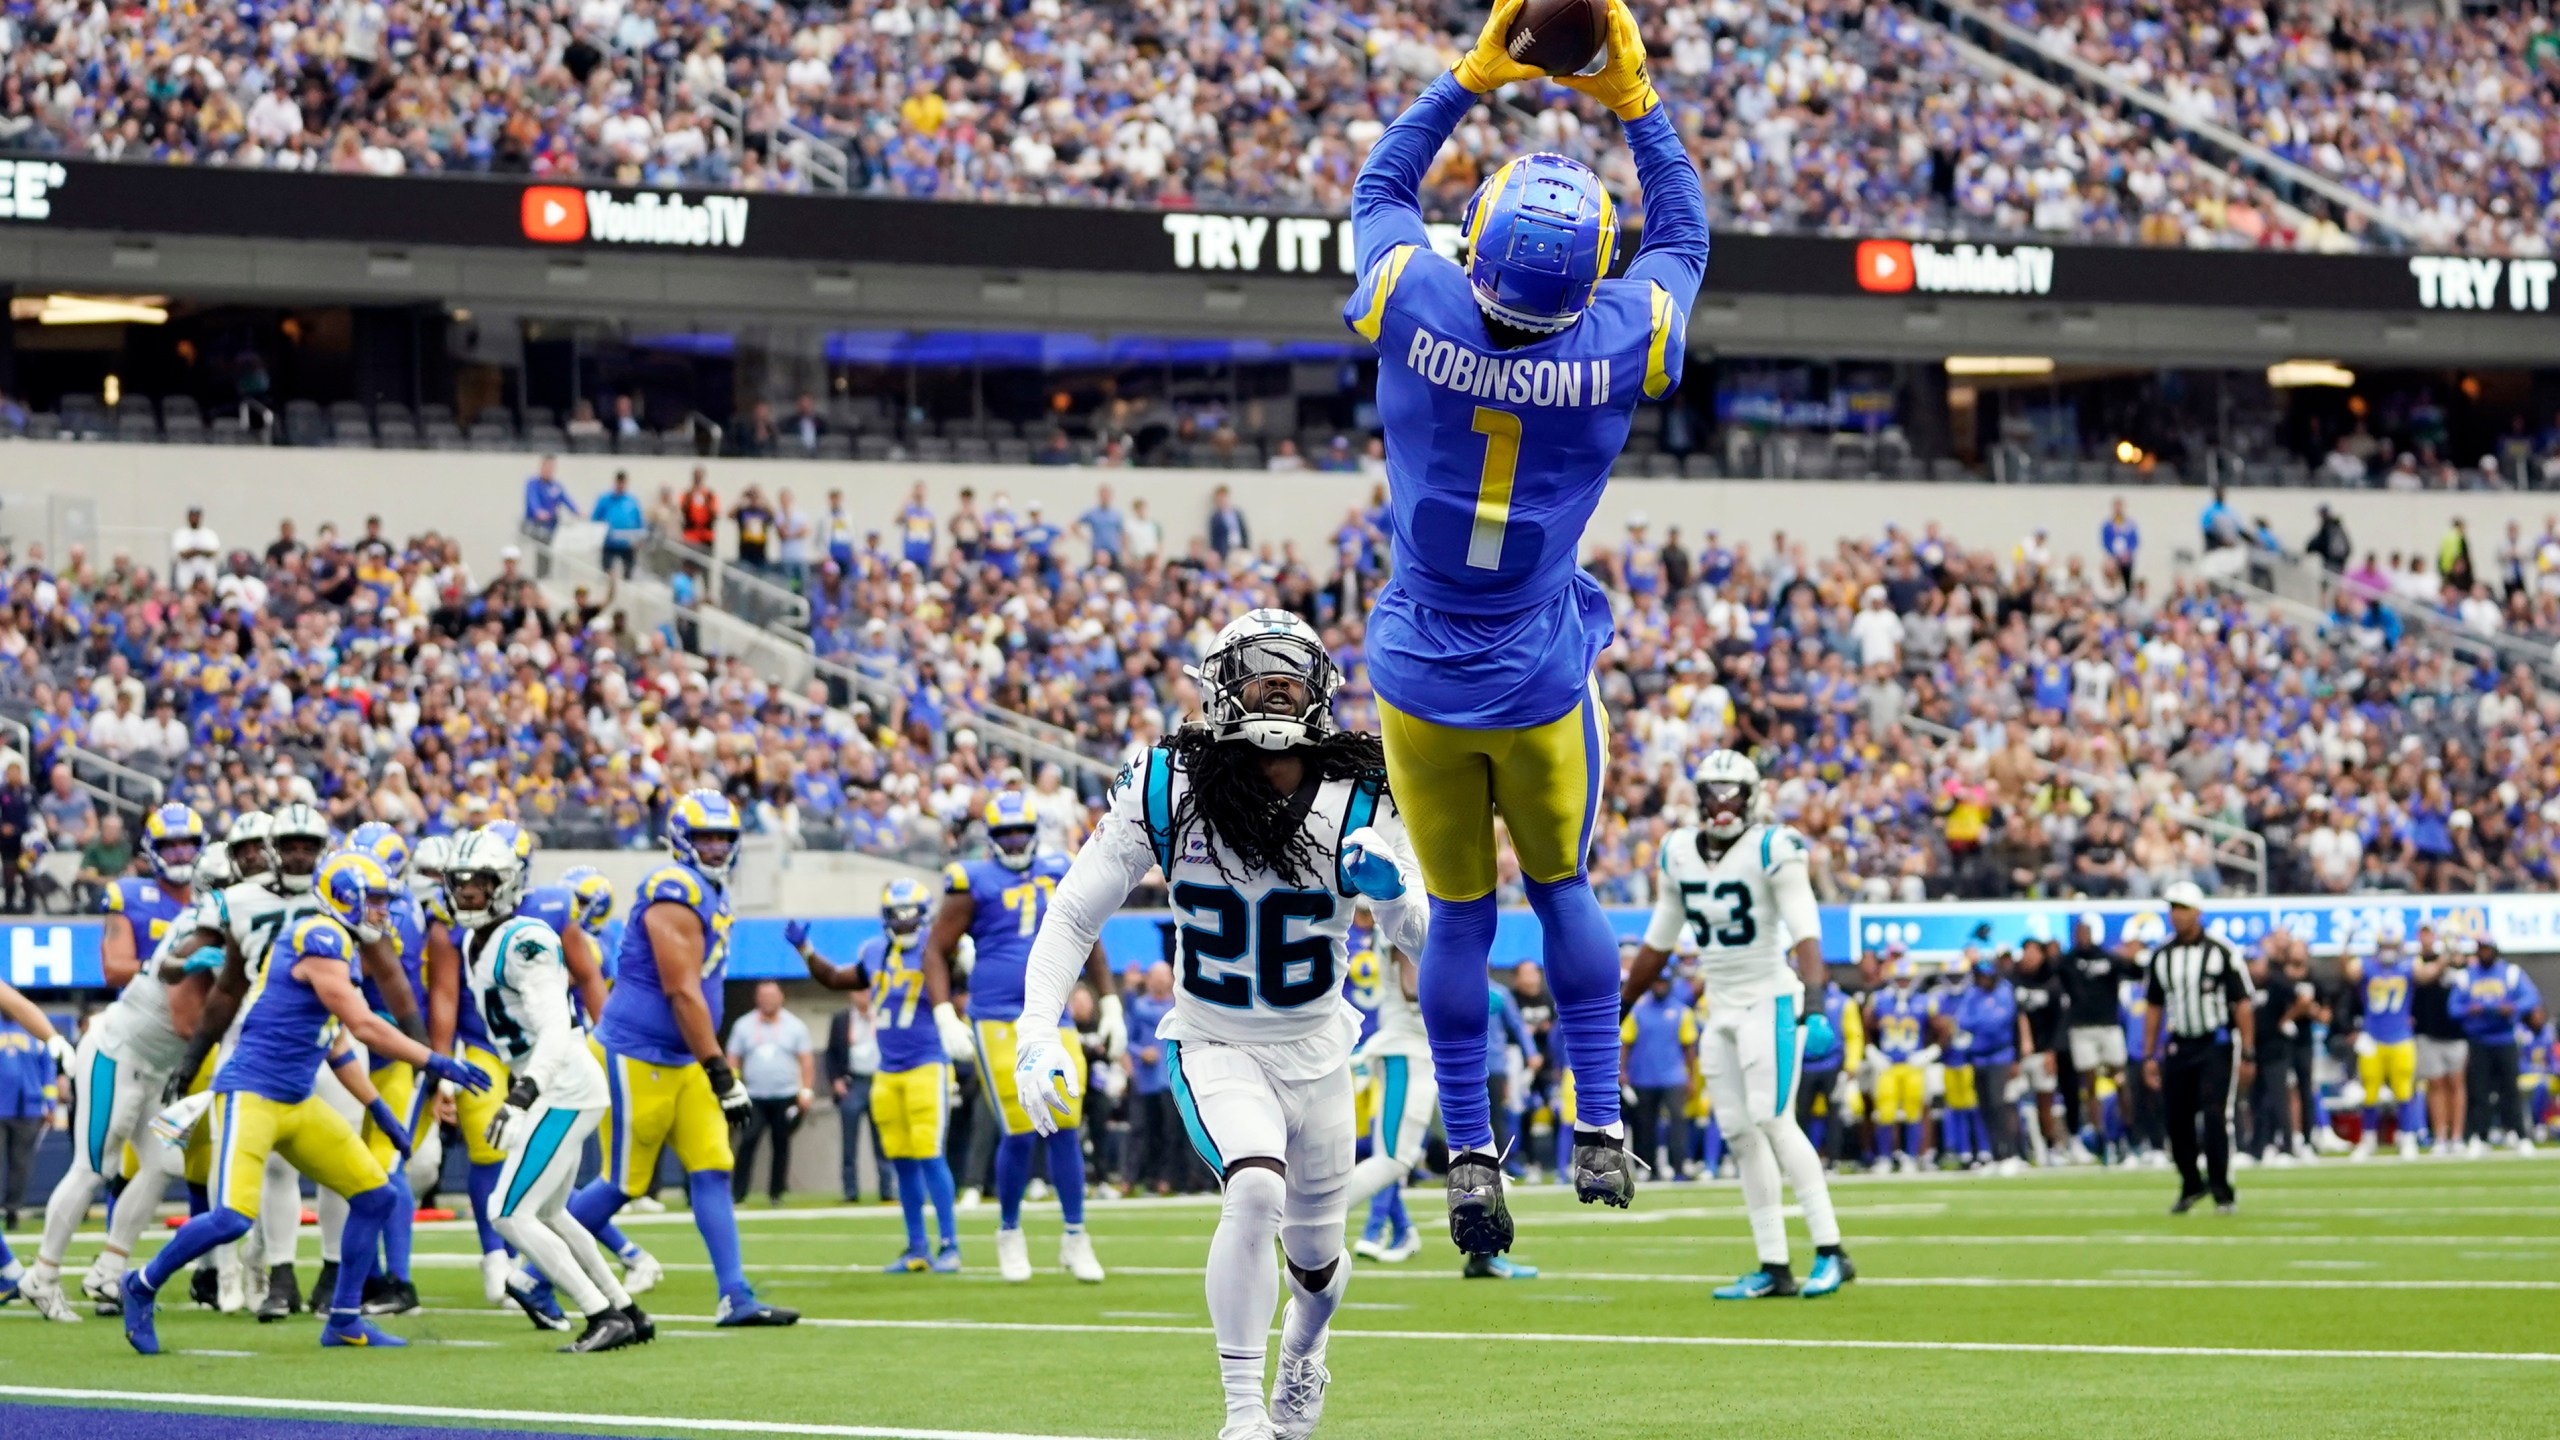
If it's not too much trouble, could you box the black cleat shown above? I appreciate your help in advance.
[255,1264,302,1323]
[713,1293,800,1327]
[314,1261,339,1312]
[1445,1150,1514,1257]
[363,1278,420,1316]
[621,1304,655,1343]
[1569,1129,1636,1209]
[189,1266,219,1309]
[2169,1190,2207,1215]
[562,1309,641,1353]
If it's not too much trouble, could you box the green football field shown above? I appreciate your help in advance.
[5,1156,2556,1439]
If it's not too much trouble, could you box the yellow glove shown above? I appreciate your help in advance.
[1558,0,1660,120]
[1453,0,1547,94]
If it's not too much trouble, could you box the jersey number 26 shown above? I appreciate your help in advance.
[1174,882,1337,1010]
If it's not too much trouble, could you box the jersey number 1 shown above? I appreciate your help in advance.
[1467,407,1519,570]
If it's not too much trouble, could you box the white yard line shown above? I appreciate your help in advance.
[0,1385,1136,1440]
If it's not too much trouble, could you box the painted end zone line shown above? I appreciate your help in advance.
[0,1386,1131,1440]
[412,1310,2560,1366]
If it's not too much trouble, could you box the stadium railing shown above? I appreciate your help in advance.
[1898,713,2270,894]
[641,531,813,634]
[0,710,164,825]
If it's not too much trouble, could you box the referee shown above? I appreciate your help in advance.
[2140,883,2256,1214]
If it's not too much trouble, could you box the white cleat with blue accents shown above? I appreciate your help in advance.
[1799,1251,1856,1297]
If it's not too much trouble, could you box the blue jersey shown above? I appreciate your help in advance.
[597,862,732,1067]
[216,914,354,1104]
[1344,72,1708,729]
[361,891,427,1069]
[1955,980,2019,1065]
[1870,988,1937,1062]
[103,877,190,963]
[1341,925,1384,1046]
[944,854,1071,1023]
[857,931,942,1072]
[2361,957,2417,1044]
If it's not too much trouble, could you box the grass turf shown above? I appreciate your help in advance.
[4,1156,2556,1439]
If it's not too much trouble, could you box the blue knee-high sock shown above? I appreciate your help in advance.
[687,1171,748,1300]
[1367,1187,1399,1232]
[332,1187,392,1316]
[142,1207,251,1292]
[2365,1103,2386,1141]
[1523,874,1622,1132]
[467,1160,507,1254]
[568,1179,627,1240]
[994,1132,1035,1229]
[1384,1182,1409,1233]
[892,1159,928,1253]
[1700,1125,1725,1172]
[1044,1129,1086,1228]
[381,1169,414,1283]
[1418,894,1499,1152]
[922,1157,958,1246]
[0,1230,14,1270]
[598,1221,642,1263]
[1807,1115,1829,1151]
[186,1182,209,1218]
[1903,1121,1923,1158]
[2400,1097,2427,1141]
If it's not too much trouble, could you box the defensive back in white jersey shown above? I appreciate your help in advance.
[1028,743,1425,1065]
[100,897,202,1073]
[1643,822,1824,1009]
[464,914,607,1109]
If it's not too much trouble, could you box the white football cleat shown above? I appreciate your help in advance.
[1378,1227,1421,1263]
[19,1269,81,1323]
[1217,1415,1276,1440]
[2350,1134,2376,1161]
[215,1249,248,1313]
[2397,1133,2420,1160]
[621,1248,664,1296]
[2230,1151,2255,1170]
[1350,1234,1387,1262]
[1270,1351,1330,1440]
[82,1261,125,1315]
[958,1187,984,1211]
[995,1227,1033,1283]
[2313,1126,2350,1155]
[627,1195,667,1214]
[2465,1137,2490,1159]
[481,1250,514,1306]
[1060,1228,1105,1283]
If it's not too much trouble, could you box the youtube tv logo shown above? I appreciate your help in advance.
[1855,239,1915,293]
[522,186,587,243]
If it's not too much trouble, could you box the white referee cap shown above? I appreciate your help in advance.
[2161,880,2206,911]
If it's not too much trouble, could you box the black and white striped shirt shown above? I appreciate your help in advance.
[2143,932,2255,1045]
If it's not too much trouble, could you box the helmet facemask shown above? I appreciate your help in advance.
[1196,628,1339,753]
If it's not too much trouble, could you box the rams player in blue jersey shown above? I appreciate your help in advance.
[101,803,205,987]
[566,791,799,1326]
[787,879,964,1273]
[921,793,1121,1283]
[121,853,491,1354]
[1342,0,1708,1252]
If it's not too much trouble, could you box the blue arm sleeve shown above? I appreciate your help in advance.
[1350,72,1477,276]
[1619,104,1709,303]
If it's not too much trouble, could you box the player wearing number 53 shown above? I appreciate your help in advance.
[1343,0,1708,1256]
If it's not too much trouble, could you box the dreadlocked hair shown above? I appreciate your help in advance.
[1163,724,1389,889]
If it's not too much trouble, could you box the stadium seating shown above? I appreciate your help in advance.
[0,0,2537,253]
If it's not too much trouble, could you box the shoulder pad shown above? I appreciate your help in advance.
[641,866,704,907]
[856,935,887,967]
[942,862,973,895]
[103,882,129,915]
[290,914,351,958]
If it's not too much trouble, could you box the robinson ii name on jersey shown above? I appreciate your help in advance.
[1643,823,1824,1009]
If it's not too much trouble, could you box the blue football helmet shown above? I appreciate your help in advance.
[561,864,616,938]
[347,821,410,882]
[1460,153,1618,334]
[315,851,396,943]
[881,877,931,937]
[983,793,1039,872]
[668,790,743,883]
[143,803,208,885]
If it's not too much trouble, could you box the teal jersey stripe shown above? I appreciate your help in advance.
[501,1108,579,1217]
[1166,1041,1224,1174]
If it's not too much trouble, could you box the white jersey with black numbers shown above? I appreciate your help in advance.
[1644,823,1823,1010]
[209,879,319,1053]
[463,915,607,1109]
[98,896,201,1073]
[1022,740,1430,1079]
[1365,946,1432,1060]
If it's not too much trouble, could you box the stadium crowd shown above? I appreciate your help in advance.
[0,0,2494,252]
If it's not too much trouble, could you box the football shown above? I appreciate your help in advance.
[1503,0,1609,77]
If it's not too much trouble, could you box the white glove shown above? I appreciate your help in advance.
[404,1123,445,1192]
[1096,992,1128,1062]
[1011,1025,1079,1138]
[46,1032,75,1071]
[933,1002,976,1063]
[149,1090,216,1149]
[2352,1032,2377,1058]
[1915,1044,1942,1068]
